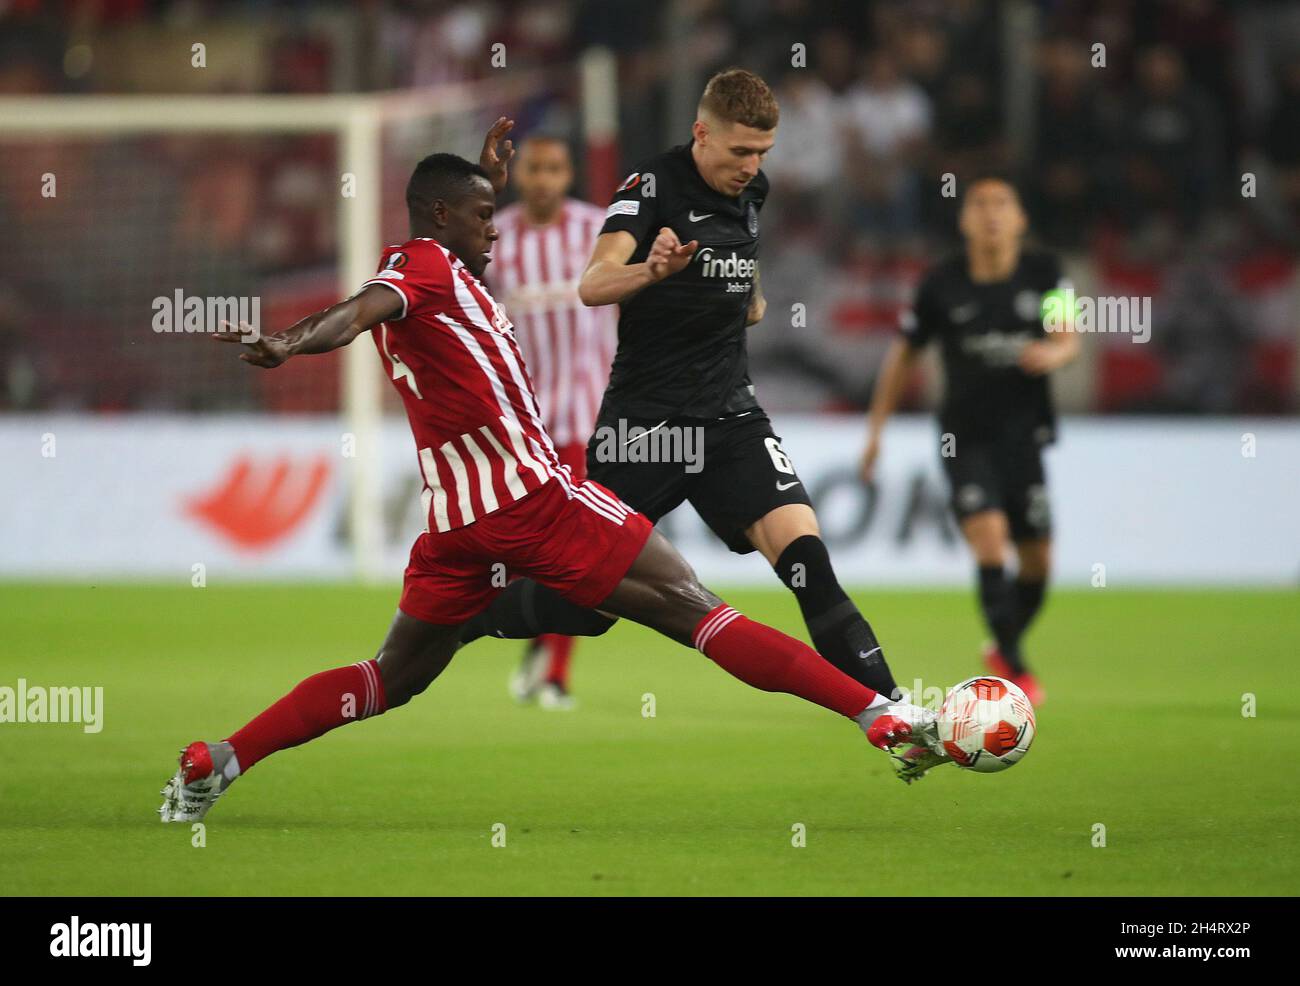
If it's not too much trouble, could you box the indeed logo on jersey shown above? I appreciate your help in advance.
[695,247,756,280]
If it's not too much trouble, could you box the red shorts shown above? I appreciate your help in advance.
[398,476,652,626]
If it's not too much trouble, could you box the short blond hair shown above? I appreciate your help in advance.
[698,68,779,130]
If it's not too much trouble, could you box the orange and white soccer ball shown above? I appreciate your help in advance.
[937,676,1036,772]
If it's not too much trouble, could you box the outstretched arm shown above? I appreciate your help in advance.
[578,228,698,307]
[860,338,921,482]
[214,284,403,369]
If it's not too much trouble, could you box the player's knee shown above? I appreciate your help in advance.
[376,649,447,708]
[1018,542,1051,581]
[578,609,618,637]
[659,575,723,645]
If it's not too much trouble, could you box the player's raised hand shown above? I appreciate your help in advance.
[479,116,515,194]
[214,320,290,369]
[647,227,698,281]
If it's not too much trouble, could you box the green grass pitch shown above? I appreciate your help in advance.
[1,583,1296,896]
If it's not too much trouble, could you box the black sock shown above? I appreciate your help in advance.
[459,579,616,647]
[978,565,1024,672]
[1013,578,1047,638]
[774,535,899,699]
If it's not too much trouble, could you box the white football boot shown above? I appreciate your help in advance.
[158,740,237,822]
[508,642,547,704]
[537,681,576,711]
[861,702,953,785]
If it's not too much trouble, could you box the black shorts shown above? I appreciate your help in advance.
[940,431,1052,541]
[585,409,812,554]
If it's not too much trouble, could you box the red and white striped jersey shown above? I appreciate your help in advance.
[489,199,617,447]
[362,237,563,534]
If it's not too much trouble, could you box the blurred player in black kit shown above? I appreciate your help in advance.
[862,175,1079,704]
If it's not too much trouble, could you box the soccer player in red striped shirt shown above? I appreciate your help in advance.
[489,136,616,709]
[159,121,948,822]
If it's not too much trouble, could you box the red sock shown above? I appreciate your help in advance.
[542,634,575,686]
[226,660,387,771]
[692,605,876,718]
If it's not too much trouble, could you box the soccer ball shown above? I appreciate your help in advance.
[937,676,1036,772]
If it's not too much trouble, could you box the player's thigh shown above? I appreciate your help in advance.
[585,423,690,523]
[997,442,1053,543]
[745,503,820,566]
[399,530,502,629]
[690,414,812,556]
[1015,537,1052,581]
[960,510,1010,566]
[513,478,655,618]
[942,439,1002,526]
[373,608,462,706]
[596,528,722,646]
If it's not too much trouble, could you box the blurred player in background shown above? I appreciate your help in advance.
[490,136,617,710]
[861,175,1078,704]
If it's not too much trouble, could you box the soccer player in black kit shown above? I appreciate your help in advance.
[862,176,1079,704]
[459,69,946,779]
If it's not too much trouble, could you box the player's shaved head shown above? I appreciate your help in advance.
[405,152,498,277]
[406,153,492,220]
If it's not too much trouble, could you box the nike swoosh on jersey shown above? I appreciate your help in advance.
[776,480,801,491]
[688,211,714,222]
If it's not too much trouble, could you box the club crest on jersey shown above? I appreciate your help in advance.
[746,202,759,237]
[490,300,512,333]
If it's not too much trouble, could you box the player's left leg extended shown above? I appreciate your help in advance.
[589,526,946,782]
[160,608,462,822]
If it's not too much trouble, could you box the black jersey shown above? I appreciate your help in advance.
[597,141,767,419]
[901,248,1069,443]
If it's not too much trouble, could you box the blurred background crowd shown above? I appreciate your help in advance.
[1,0,1297,416]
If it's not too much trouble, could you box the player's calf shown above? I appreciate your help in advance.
[771,533,899,699]
[373,611,461,708]
[599,530,896,726]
